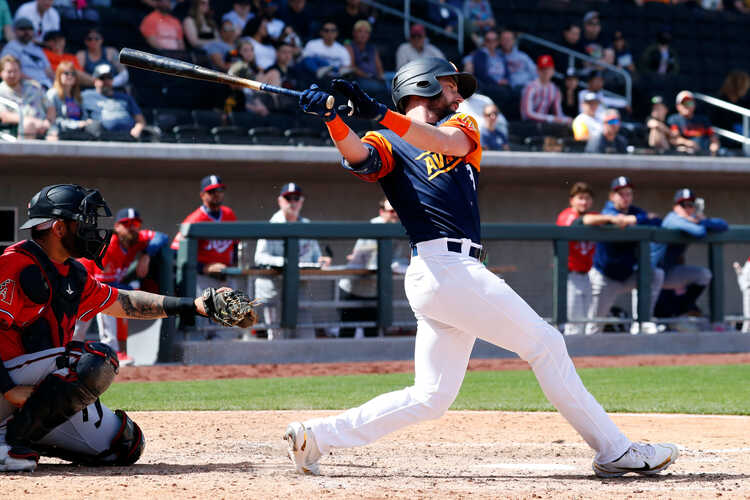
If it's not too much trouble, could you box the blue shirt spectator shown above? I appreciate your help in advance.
[473,29,536,92]
[82,64,145,138]
[1,17,53,88]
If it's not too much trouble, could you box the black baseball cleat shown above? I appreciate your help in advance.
[593,442,679,478]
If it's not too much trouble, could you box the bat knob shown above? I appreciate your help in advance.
[325,95,335,110]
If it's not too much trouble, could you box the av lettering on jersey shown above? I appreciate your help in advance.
[417,151,463,180]
[205,239,234,253]
[0,278,14,306]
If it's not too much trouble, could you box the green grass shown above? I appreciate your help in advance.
[101,364,750,415]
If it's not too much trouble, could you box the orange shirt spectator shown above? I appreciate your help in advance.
[140,0,185,51]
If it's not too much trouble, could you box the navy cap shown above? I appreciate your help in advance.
[610,176,632,191]
[674,188,695,204]
[14,17,33,30]
[116,207,141,223]
[280,182,303,196]
[201,174,226,192]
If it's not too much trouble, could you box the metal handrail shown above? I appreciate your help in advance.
[0,95,24,141]
[360,0,465,57]
[693,92,750,155]
[517,32,632,107]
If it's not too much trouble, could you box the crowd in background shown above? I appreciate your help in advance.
[0,0,749,154]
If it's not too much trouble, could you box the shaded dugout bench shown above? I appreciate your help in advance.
[165,222,750,359]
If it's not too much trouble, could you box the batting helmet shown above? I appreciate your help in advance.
[391,57,477,113]
[20,184,113,268]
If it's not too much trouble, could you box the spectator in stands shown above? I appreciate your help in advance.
[576,70,628,118]
[668,90,720,155]
[41,30,93,87]
[652,188,728,322]
[227,38,270,116]
[279,0,312,41]
[457,90,507,134]
[254,182,331,340]
[572,91,602,141]
[479,103,509,151]
[76,27,128,89]
[711,70,750,134]
[242,17,277,70]
[1,0,12,44]
[13,0,59,44]
[264,40,299,111]
[300,20,352,80]
[474,28,536,97]
[222,0,254,33]
[640,29,679,76]
[520,54,571,125]
[338,197,408,338]
[255,1,283,40]
[45,60,94,140]
[463,0,495,48]
[395,23,444,70]
[428,0,462,34]
[51,0,99,23]
[0,53,53,137]
[206,19,238,71]
[140,0,186,51]
[587,176,664,335]
[332,0,373,43]
[345,20,384,94]
[1,17,53,88]
[82,64,145,139]
[610,30,635,74]
[646,95,676,153]
[556,182,635,335]
[580,10,608,66]
[183,0,219,50]
[586,109,628,154]
[554,23,582,73]
[561,68,580,118]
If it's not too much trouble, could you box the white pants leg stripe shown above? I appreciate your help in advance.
[307,253,631,464]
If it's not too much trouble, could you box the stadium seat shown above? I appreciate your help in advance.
[173,125,213,144]
[154,108,193,133]
[211,126,250,145]
[230,112,266,130]
[192,110,224,129]
[284,128,329,147]
[248,127,287,145]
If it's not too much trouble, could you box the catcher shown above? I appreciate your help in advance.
[0,184,257,472]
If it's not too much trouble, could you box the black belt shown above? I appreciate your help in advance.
[411,241,486,261]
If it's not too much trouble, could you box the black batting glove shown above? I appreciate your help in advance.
[299,84,336,121]
[331,79,387,121]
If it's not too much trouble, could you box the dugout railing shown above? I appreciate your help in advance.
[170,223,750,349]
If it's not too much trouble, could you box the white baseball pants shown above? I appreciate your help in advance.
[0,347,122,457]
[736,261,750,333]
[586,266,665,334]
[306,238,631,464]
[565,271,592,336]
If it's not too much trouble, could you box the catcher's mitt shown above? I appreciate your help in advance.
[201,288,259,328]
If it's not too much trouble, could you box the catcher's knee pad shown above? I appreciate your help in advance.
[6,343,119,446]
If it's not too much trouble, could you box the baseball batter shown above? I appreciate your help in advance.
[284,58,679,478]
[0,184,256,472]
[74,207,169,365]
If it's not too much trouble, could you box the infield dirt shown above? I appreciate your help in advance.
[4,354,750,499]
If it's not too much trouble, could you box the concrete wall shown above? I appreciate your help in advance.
[2,142,749,316]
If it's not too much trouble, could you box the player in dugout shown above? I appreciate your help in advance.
[73,207,169,365]
[282,57,679,478]
[0,184,256,472]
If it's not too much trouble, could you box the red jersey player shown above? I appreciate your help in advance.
[555,182,634,335]
[75,208,168,365]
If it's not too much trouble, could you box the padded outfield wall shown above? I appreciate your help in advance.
[2,141,749,320]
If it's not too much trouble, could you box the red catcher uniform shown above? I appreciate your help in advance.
[556,207,596,273]
[0,241,118,362]
[170,206,237,266]
[81,229,159,284]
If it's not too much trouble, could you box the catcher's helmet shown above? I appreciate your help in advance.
[20,184,113,268]
[391,57,477,113]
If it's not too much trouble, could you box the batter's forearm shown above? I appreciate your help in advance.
[327,116,370,164]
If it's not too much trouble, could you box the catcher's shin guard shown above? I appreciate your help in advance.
[33,409,145,466]
[6,342,119,446]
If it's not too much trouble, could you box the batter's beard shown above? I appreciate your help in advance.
[426,95,457,122]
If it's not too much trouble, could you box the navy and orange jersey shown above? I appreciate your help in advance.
[0,241,118,361]
[79,229,166,285]
[348,112,483,245]
[170,205,238,266]
[667,113,714,139]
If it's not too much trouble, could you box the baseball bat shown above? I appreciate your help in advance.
[118,48,334,109]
